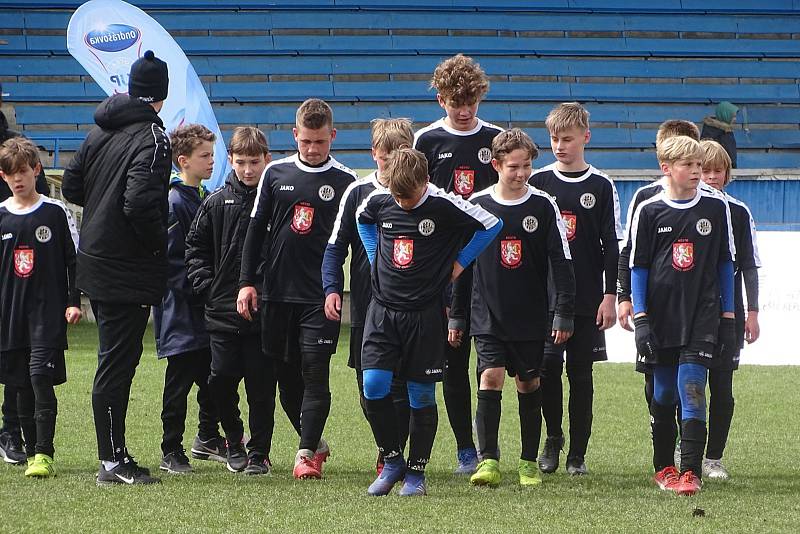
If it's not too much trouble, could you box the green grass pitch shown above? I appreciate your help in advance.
[1,323,798,533]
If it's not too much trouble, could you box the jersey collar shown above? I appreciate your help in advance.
[437,117,484,137]
[0,195,44,215]
[659,189,702,210]
[550,163,595,183]
[489,184,532,206]
[292,153,334,173]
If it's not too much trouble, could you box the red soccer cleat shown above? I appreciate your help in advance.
[675,470,702,496]
[311,439,330,475]
[293,452,322,480]
[653,466,680,492]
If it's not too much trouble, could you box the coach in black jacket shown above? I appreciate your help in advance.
[61,51,170,485]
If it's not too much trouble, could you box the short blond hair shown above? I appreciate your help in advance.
[228,126,269,157]
[656,120,700,147]
[383,148,428,199]
[296,98,333,130]
[430,54,489,107]
[371,118,414,153]
[0,137,40,175]
[492,128,538,163]
[657,135,703,165]
[545,102,590,134]
[700,139,732,185]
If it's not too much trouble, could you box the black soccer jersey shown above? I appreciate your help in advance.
[241,154,357,304]
[323,171,382,327]
[0,196,79,350]
[726,193,761,317]
[529,163,623,316]
[356,183,499,311]
[630,189,735,348]
[414,118,503,198]
[458,184,576,341]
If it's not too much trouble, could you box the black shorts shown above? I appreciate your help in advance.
[209,331,263,378]
[261,301,340,362]
[0,347,66,388]
[543,315,607,366]
[348,326,364,370]
[361,299,446,383]
[474,335,544,382]
[636,340,717,374]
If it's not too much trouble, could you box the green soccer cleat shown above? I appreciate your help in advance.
[24,453,56,478]
[470,459,501,488]
[518,459,542,487]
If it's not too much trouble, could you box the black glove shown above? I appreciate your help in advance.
[634,315,657,362]
[716,317,737,360]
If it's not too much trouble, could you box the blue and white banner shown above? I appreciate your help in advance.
[67,0,230,190]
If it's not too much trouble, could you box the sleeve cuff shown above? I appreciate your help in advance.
[552,314,574,333]
[448,318,467,331]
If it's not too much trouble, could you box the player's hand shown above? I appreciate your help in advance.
[448,328,463,348]
[596,294,616,331]
[325,293,342,322]
[717,316,738,358]
[237,286,258,321]
[617,300,634,332]
[552,329,572,345]
[745,311,760,344]
[633,315,657,361]
[65,306,82,324]
[451,261,465,282]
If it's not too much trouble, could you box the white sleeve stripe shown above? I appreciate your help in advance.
[727,195,762,268]
[355,188,389,221]
[43,197,79,251]
[716,194,737,263]
[328,176,370,245]
[622,183,661,244]
[628,194,663,268]
[592,167,624,240]
[412,119,445,147]
[540,191,572,260]
[431,187,498,229]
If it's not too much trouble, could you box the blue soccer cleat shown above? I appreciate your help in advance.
[367,456,406,496]
[398,471,427,496]
[454,447,479,475]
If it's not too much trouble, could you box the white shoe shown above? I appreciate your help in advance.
[702,458,730,480]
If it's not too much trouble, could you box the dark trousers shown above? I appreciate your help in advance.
[17,374,57,458]
[442,339,475,451]
[160,348,221,455]
[1,385,20,437]
[90,301,150,461]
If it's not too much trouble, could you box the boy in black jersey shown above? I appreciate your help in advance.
[321,118,413,473]
[630,135,736,496]
[530,103,622,476]
[238,100,357,479]
[356,148,501,496]
[699,139,760,481]
[153,124,224,474]
[0,137,81,478]
[413,53,503,474]
[448,129,576,488]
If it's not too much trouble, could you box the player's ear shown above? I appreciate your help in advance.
[660,161,671,175]
[491,158,502,173]
[177,154,188,169]
[436,93,447,109]
[264,152,272,164]
[329,127,337,141]
[34,162,42,175]
[292,127,299,141]
[584,129,591,145]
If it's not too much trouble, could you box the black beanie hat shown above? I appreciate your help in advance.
[129,50,169,102]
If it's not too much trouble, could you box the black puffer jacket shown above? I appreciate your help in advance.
[701,116,737,169]
[61,94,171,304]
[185,171,264,334]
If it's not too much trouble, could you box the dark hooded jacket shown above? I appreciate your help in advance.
[185,171,264,334]
[61,94,171,304]
[701,116,737,169]
[0,110,52,201]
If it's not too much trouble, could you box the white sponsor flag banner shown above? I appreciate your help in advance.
[67,0,230,190]
[606,231,797,366]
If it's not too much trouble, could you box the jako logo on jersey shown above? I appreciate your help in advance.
[658,226,672,234]
[580,193,596,209]
[562,211,577,241]
[84,24,141,53]
[35,226,52,243]
[477,147,492,164]
[280,185,295,191]
[500,239,522,269]
[318,185,335,201]
[425,368,443,375]
[418,218,435,236]
[382,222,393,229]
[393,238,414,267]
[438,152,452,160]
[696,218,712,236]
[224,199,234,204]
[522,215,538,233]
[672,239,694,271]
[13,246,34,278]
[291,204,314,234]
[453,169,474,196]
[1,233,12,240]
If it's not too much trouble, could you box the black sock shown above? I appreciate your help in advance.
[31,375,57,457]
[276,360,303,436]
[650,400,678,472]
[364,396,401,460]
[567,363,593,460]
[442,342,474,450]
[475,390,501,460]
[540,360,564,439]
[355,369,368,422]
[680,418,707,477]
[408,406,438,473]
[518,389,542,462]
[706,370,734,460]
[391,378,410,453]
[644,373,654,407]
[1,384,21,437]
[17,386,36,458]
[299,352,331,451]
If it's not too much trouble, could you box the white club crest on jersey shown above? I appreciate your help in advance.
[522,215,539,233]
[477,147,492,164]
[418,218,435,236]
[35,225,52,243]
[580,193,596,209]
[696,218,712,236]
[318,185,335,201]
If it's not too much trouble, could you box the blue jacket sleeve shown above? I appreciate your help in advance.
[322,242,348,296]
[718,259,735,313]
[456,220,503,268]
[357,223,378,264]
[631,266,649,315]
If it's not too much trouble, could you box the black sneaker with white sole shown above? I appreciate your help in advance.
[226,441,248,473]
[538,435,565,474]
[244,456,272,476]
[160,449,193,474]
[191,435,227,463]
[566,456,589,476]
[0,431,26,465]
[97,456,161,486]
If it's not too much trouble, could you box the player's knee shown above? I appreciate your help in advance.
[362,369,393,400]
[516,376,540,393]
[479,367,505,390]
[406,381,436,409]
[540,358,563,380]
[678,363,707,420]
[566,361,592,384]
